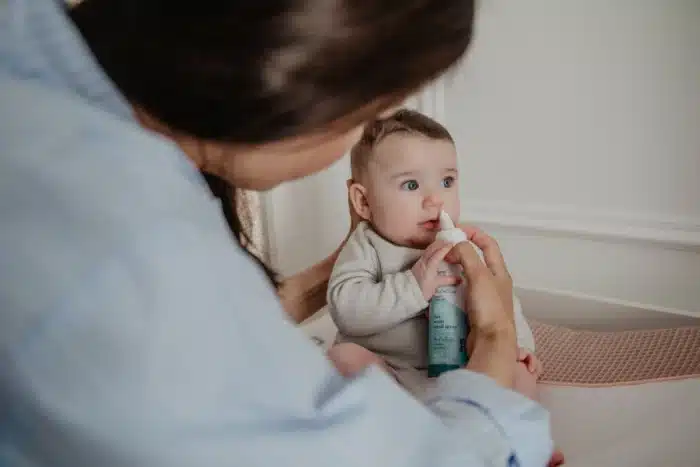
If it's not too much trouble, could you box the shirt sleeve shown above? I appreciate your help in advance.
[513,294,536,352]
[2,221,553,467]
[327,224,428,337]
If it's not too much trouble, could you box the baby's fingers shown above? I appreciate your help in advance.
[423,239,451,262]
[435,275,461,289]
[425,244,455,273]
[527,358,537,373]
[517,347,528,362]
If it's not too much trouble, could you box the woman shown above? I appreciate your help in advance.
[0,1,553,466]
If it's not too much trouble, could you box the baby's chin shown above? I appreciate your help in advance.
[371,224,438,249]
[403,231,438,249]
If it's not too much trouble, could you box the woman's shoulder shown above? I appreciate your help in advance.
[1,73,283,331]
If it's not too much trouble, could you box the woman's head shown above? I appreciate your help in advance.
[70,0,475,189]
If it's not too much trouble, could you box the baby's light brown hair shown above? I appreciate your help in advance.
[350,109,454,180]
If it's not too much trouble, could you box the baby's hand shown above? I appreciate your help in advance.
[517,347,543,377]
[411,240,461,301]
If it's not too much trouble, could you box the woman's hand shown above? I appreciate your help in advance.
[447,226,515,336]
[445,225,517,387]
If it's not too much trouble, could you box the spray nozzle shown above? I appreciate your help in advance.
[438,210,455,231]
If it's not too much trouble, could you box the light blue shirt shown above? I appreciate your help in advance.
[0,1,553,466]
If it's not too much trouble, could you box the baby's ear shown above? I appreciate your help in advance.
[348,182,372,221]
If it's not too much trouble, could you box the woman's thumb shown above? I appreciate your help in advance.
[446,241,485,279]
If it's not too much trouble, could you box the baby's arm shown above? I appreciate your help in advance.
[328,226,428,337]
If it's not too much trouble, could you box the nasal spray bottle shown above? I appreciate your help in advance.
[427,210,469,377]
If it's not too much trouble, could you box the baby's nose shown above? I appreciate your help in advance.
[423,194,443,209]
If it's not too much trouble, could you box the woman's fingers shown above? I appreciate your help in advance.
[445,236,515,327]
[475,235,509,280]
[457,223,479,240]
[457,225,510,280]
[444,240,485,279]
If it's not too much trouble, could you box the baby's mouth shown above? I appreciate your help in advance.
[419,217,440,231]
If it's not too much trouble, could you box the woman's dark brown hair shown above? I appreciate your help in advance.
[68,0,476,285]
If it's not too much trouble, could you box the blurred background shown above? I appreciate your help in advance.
[255,0,699,327]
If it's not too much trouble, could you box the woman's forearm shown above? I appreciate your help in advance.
[465,327,517,388]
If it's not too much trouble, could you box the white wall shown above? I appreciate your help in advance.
[265,0,700,319]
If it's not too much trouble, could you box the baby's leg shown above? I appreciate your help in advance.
[514,361,565,467]
[327,343,390,378]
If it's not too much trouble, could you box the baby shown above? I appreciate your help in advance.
[326,109,564,465]
[326,108,538,389]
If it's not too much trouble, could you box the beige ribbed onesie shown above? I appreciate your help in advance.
[327,221,534,396]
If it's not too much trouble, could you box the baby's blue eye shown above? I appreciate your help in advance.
[401,180,419,191]
[442,176,455,188]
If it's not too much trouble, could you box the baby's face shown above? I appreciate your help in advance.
[363,133,460,249]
